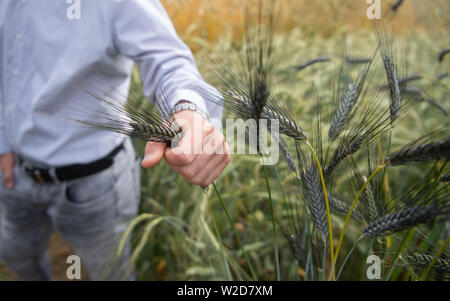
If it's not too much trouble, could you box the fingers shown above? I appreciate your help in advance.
[169,152,214,180]
[3,166,14,189]
[0,153,15,189]
[169,152,215,185]
[198,139,231,185]
[191,151,231,186]
[148,109,231,186]
[164,126,197,167]
[141,141,167,168]
[168,133,231,186]
[165,116,217,167]
[170,152,230,186]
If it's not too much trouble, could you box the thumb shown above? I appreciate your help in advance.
[141,141,167,168]
[2,157,15,189]
[4,167,14,189]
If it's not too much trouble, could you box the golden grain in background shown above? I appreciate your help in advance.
[163,0,448,50]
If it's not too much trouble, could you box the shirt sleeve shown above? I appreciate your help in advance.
[110,0,223,130]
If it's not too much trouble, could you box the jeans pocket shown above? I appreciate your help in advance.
[64,166,116,206]
[56,187,118,235]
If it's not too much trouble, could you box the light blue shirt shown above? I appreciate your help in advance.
[0,0,221,166]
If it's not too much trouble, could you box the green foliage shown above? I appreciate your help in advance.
[125,26,449,281]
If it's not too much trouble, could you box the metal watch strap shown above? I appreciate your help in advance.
[170,102,210,121]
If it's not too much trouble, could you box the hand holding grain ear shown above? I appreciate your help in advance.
[141,110,231,186]
[0,153,15,189]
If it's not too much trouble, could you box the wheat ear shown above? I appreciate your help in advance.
[407,253,450,273]
[386,140,450,166]
[363,204,449,238]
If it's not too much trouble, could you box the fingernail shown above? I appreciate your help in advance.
[142,153,152,164]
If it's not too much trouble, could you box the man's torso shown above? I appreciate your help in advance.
[0,0,132,166]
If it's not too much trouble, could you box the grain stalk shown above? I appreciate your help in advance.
[336,236,364,280]
[117,213,156,258]
[131,217,163,262]
[207,191,233,280]
[305,141,335,279]
[212,182,258,280]
[329,162,388,280]
[321,240,327,281]
[261,159,281,281]
[419,237,450,280]
[384,228,415,280]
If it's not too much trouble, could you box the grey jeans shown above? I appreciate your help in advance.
[0,139,141,280]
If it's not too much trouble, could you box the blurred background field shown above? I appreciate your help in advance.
[165,0,449,49]
[130,0,450,281]
[0,0,449,281]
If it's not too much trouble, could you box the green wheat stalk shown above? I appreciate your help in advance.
[212,182,258,280]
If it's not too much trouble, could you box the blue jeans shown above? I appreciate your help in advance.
[0,139,140,280]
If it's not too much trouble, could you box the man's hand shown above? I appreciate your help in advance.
[141,109,230,186]
[0,153,15,189]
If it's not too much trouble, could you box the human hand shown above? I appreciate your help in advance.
[0,153,15,189]
[141,109,230,186]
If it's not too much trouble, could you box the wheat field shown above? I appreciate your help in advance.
[0,0,449,281]
[123,0,449,281]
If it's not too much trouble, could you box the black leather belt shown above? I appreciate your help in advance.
[19,143,124,184]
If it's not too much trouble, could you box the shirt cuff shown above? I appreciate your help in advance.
[0,128,12,155]
[171,88,207,111]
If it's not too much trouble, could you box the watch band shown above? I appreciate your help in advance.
[170,102,210,121]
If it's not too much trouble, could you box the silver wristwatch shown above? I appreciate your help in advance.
[170,102,210,121]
